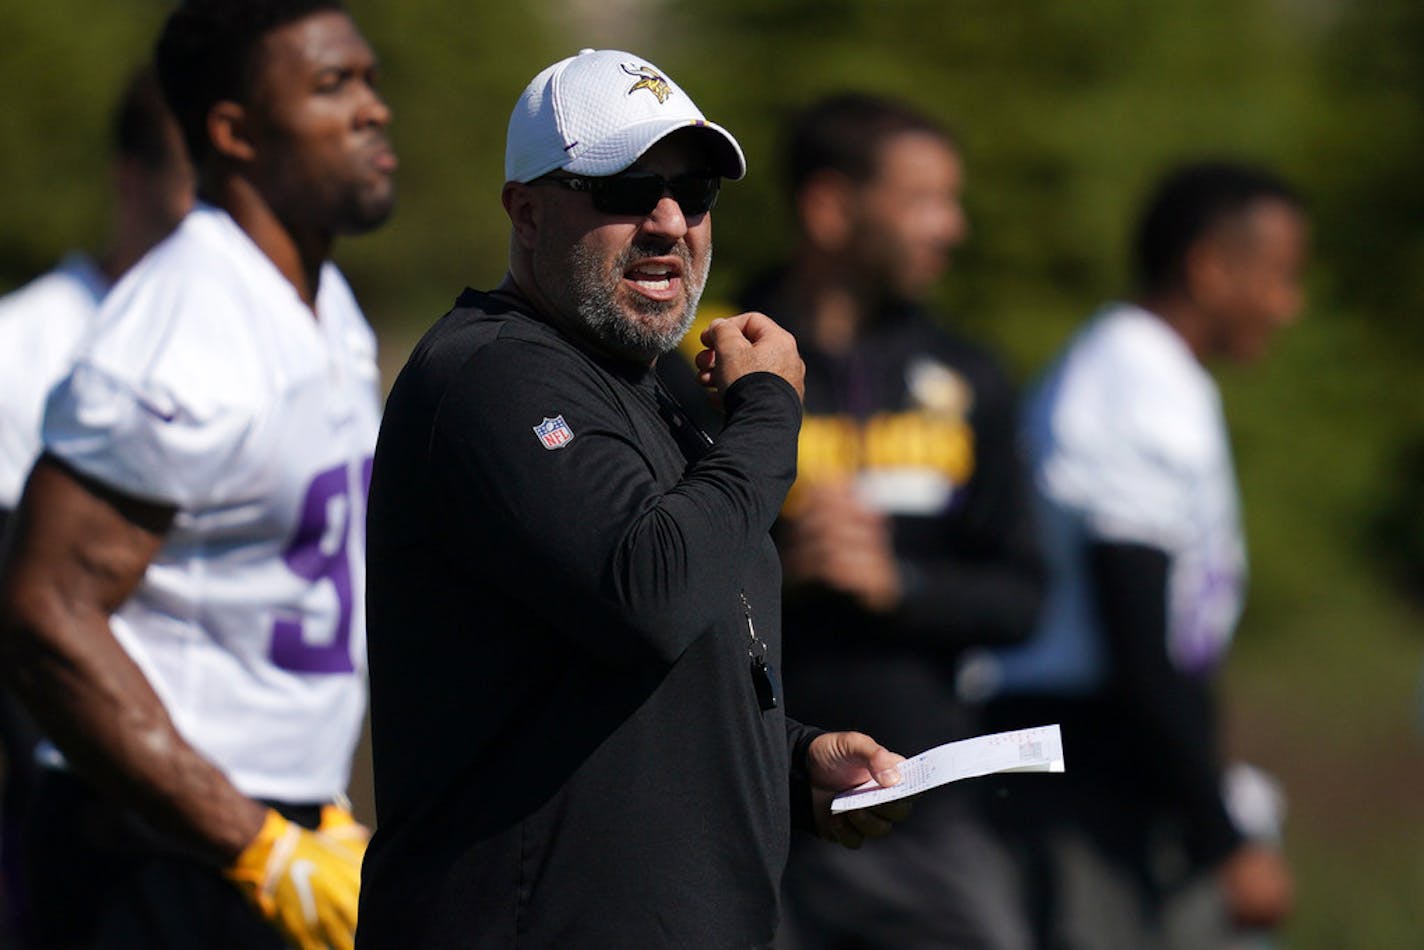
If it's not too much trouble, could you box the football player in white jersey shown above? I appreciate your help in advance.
[0,67,192,941]
[0,2,395,948]
[977,162,1308,948]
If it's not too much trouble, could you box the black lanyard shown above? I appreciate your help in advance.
[741,590,779,712]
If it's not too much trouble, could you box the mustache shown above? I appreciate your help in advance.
[614,239,692,272]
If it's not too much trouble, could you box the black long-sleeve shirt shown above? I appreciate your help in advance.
[984,542,1243,877]
[359,288,818,949]
[1091,541,1242,865]
[987,543,1240,870]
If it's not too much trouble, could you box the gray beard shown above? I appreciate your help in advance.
[569,240,709,363]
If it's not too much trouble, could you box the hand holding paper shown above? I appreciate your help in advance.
[807,731,910,848]
[830,725,1065,814]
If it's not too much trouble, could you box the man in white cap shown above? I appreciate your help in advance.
[358,49,909,948]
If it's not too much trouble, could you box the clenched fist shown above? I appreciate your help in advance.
[694,312,805,401]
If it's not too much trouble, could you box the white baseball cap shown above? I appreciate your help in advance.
[505,48,746,184]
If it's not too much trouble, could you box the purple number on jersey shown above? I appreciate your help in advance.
[270,462,365,674]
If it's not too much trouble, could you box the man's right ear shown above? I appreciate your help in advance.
[207,101,256,163]
[502,182,540,250]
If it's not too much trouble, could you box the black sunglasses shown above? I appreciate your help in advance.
[532,172,721,217]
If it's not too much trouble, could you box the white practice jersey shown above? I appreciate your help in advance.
[989,303,1245,695]
[43,205,381,802]
[0,253,108,509]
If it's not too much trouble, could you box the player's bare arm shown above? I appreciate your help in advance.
[0,455,266,862]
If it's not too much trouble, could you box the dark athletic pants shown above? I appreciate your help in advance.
[15,768,319,950]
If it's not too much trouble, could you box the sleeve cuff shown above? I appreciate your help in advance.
[787,723,826,835]
[722,372,802,422]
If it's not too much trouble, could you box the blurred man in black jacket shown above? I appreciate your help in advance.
[746,93,1046,950]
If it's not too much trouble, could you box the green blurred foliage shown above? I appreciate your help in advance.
[1309,0,1424,337]
[0,1,171,276]
[2,1,1422,944]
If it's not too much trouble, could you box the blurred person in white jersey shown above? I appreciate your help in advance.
[0,0,395,947]
[0,69,193,530]
[0,66,193,941]
[972,161,1307,949]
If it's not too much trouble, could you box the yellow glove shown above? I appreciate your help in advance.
[225,808,363,950]
[317,802,371,863]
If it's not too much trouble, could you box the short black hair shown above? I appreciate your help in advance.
[787,92,956,194]
[113,68,181,172]
[1134,161,1303,295]
[154,0,346,164]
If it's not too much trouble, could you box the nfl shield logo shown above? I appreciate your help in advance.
[533,415,575,450]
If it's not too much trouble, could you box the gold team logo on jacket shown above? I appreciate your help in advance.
[786,359,977,517]
[621,63,673,103]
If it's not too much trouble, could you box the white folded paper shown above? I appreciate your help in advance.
[830,724,1065,814]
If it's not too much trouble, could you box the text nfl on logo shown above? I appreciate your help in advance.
[534,415,575,450]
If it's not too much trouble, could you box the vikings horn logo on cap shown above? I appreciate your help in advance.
[621,64,673,104]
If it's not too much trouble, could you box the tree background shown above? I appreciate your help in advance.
[3,0,1422,943]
